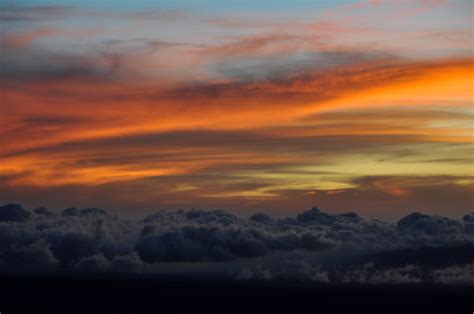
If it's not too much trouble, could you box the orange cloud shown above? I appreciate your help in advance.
[2,57,472,160]
[1,2,472,217]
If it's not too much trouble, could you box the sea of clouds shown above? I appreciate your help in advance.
[0,203,472,285]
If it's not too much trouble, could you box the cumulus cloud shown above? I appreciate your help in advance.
[432,263,474,285]
[0,203,31,222]
[0,203,472,284]
[397,212,463,235]
[237,254,474,285]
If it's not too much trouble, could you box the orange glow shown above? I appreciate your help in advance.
[1,1,473,217]
[2,58,473,190]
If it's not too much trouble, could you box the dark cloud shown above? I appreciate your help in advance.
[238,245,474,284]
[2,128,414,162]
[34,206,55,218]
[0,203,31,222]
[212,48,396,83]
[463,214,474,233]
[0,203,472,284]
[164,58,421,102]
[432,263,474,285]
[1,239,59,271]
[397,212,463,235]
[0,47,116,82]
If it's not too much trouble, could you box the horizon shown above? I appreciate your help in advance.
[1,201,471,222]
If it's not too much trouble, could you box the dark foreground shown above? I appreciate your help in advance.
[0,275,472,314]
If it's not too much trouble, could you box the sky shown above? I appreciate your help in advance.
[1,0,473,219]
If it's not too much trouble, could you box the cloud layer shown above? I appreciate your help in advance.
[1,203,472,285]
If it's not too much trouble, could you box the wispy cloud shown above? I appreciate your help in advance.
[0,1,472,217]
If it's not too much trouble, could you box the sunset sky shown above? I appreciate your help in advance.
[1,0,473,219]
